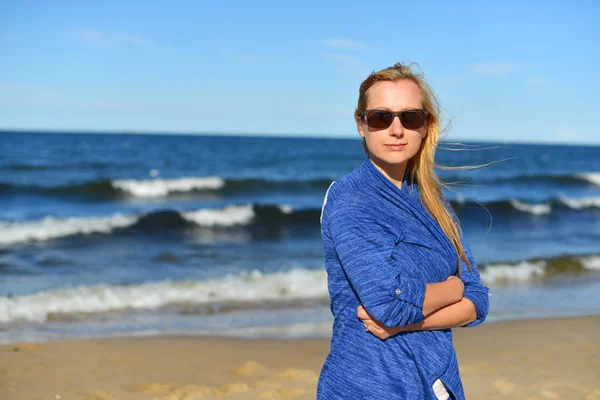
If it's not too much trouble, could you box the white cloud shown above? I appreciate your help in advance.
[322,38,368,50]
[470,62,515,76]
[71,27,157,49]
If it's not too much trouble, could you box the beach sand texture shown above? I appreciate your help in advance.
[2,316,599,400]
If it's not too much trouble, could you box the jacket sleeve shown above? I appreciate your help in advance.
[439,195,490,327]
[457,227,490,327]
[325,192,426,328]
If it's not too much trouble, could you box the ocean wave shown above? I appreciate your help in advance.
[0,268,329,324]
[0,176,334,199]
[573,172,600,187]
[557,195,600,210]
[508,199,551,215]
[451,196,600,215]
[0,214,138,246]
[444,171,600,187]
[2,195,598,246]
[479,254,600,285]
[2,252,599,324]
[0,204,318,246]
[580,255,600,270]
[113,177,224,197]
[182,205,255,227]
[2,171,599,201]
[479,261,546,283]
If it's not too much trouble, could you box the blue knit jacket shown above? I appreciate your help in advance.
[317,158,490,399]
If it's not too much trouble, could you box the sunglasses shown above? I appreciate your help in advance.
[359,109,429,130]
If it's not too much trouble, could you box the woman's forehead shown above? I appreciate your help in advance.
[366,80,422,109]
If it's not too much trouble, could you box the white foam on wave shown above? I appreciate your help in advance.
[113,176,224,197]
[509,199,551,215]
[558,195,600,209]
[1,204,296,245]
[0,268,328,324]
[182,205,255,227]
[0,214,138,246]
[581,255,600,271]
[280,205,293,214]
[480,260,546,284]
[182,204,294,227]
[574,172,600,187]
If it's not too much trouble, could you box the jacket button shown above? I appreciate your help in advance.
[395,288,402,295]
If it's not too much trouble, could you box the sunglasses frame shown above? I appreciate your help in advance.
[359,109,429,131]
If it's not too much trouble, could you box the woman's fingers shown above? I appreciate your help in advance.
[357,304,368,319]
[367,324,388,339]
[358,304,396,339]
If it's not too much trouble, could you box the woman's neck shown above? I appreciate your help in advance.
[368,157,407,189]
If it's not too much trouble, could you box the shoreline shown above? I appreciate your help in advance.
[2,315,599,399]
[4,308,600,347]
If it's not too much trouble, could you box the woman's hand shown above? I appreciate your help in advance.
[357,305,403,340]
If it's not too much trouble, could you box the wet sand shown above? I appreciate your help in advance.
[1,315,599,399]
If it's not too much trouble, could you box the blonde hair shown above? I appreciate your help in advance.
[354,62,476,274]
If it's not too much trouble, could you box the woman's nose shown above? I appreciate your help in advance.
[390,116,404,136]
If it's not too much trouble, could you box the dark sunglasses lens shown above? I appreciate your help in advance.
[366,111,394,129]
[401,111,426,129]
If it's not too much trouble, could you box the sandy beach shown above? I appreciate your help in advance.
[2,315,599,400]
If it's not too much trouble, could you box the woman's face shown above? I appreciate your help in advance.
[357,79,427,174]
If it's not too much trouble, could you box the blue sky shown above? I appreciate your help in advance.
[1,1,599,144]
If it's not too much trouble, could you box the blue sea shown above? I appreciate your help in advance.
[1,131,600,344]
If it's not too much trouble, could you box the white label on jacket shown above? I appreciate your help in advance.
[433,378,450,400]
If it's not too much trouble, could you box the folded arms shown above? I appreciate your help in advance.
[326,193,489,333]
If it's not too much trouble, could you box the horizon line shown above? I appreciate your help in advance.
[1,127,598,147]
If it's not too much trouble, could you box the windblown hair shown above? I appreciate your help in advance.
[354,62,476,274]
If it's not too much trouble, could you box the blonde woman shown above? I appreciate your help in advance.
[317,63,490,399]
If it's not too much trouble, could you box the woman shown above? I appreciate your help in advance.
[317,63,490,399]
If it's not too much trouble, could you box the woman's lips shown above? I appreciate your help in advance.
[385,144,407,150]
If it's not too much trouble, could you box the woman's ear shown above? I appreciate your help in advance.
[356,118,366,139]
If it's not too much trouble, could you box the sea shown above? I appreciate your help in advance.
[1,131,599,344]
